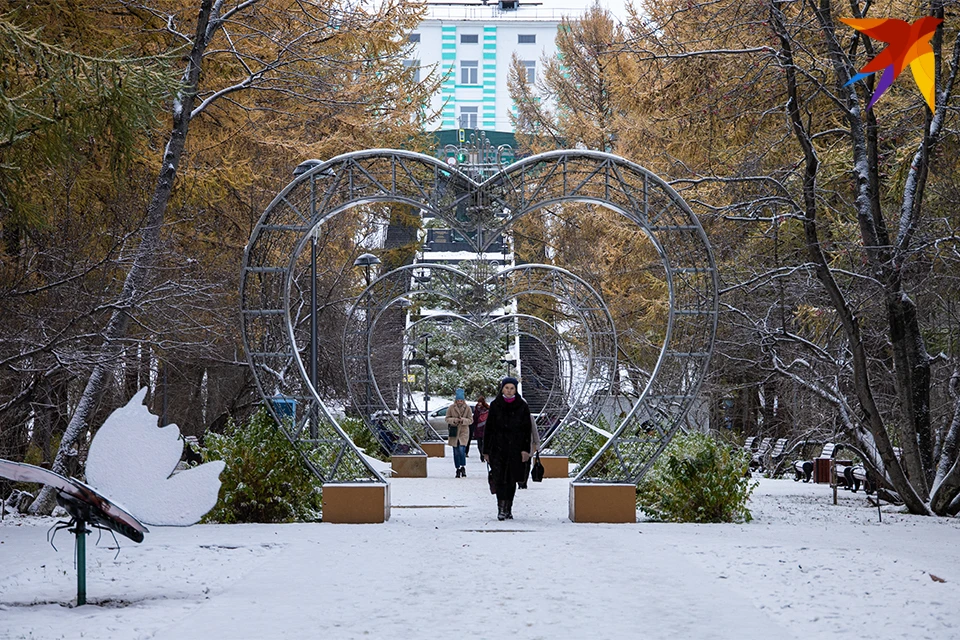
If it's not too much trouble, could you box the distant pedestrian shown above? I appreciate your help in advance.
[446,388,473,478]
[470,395,490,458]
[481,377,537,520]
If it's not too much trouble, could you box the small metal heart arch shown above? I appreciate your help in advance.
[240,149,717,485]
[343,262,617,459]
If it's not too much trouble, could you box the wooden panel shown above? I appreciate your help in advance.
[569,483,636,523]
[421,442,446,458]
[390,455,428,478]
[322,484,390,523]
[539,455,568,478]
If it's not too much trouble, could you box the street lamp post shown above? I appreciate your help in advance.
[353,253,381,422]
[396,298,413,425]
[294,159,333,440]
[404,330,432,439]
[423,333,431,425]
[501,357,517,377]
[296,160,322,439]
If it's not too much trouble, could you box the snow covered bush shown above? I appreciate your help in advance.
[201,408,322,523]
[339,416,391,461]
[568,422,610,467]
[636,432,756,523]
[420,325,506,398]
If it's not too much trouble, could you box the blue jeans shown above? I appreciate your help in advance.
[453,445,466,469]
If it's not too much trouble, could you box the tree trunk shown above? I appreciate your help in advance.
[29,0,215,514]
[774,0,931,515]
[885,290,933,497]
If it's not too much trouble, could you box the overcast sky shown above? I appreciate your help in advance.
[545,0,635,21]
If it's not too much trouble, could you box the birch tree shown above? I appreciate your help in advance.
[619,0,960,515]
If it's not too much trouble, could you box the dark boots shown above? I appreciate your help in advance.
[505,499,513,519]
[496,499,514,521]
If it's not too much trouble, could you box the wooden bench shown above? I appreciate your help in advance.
[833,461,869,492]
[750,437,773,470]
[833,447,900,494]
[760,438,788,472]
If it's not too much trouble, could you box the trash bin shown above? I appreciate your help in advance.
[270,396,296,424]
[814,457,832,484]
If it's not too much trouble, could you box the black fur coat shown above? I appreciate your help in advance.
[482,394,533,486]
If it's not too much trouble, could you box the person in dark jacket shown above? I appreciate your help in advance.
[471,395,490,458]
[481,377,537,521]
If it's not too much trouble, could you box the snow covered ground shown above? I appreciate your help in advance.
[1,457,958,640]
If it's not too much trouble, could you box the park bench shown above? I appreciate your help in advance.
[834,447,901,494]
[834,462,868,492]
[750,437,773,470]
[760,437,789,472]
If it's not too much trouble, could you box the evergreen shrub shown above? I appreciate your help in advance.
[339,415,391,461]
[636,432,756,523]
[201,408,322,523]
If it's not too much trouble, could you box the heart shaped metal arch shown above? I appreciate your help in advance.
[344,262,618,460]
[240,149,717,485]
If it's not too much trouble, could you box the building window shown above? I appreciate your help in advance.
[522,60,536,83]
[403,59,420,83]
[460,60,479,85]
[460,34,479,44]
[518,34,536,44]
[459,106,478,129]
[408,33,420,43]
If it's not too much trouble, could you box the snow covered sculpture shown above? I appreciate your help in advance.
[0,458,148,542]
[0,389,224,604]
[0,388,225,530]
[85,388,225,526]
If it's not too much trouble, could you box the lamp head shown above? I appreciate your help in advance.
[353,253,382,267]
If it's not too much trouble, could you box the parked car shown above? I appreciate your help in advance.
[426,404,452,431]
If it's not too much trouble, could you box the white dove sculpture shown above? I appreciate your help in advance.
[84,388,225,526]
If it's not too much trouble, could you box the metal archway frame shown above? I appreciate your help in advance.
[240,149,717,487]
[399,312,576,445]
[344,262,617,457]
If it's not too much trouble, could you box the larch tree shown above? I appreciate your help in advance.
[0,2,179,469]
[27,0,435,514]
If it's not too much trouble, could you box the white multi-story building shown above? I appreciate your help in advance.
[405,3,602,410]
[408,1,589,133]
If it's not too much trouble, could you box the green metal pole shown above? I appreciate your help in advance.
[76,518,87,606]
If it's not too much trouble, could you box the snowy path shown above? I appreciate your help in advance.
[2,456,959,639]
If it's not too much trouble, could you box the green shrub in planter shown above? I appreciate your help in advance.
[636,432,756,523]
[201,408,323,523]
[339,416,391,462]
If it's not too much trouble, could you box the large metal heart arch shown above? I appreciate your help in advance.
[240,149,718,485]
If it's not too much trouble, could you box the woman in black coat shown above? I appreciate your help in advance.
[481,377,536,521]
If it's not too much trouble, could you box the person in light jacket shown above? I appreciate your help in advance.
[446,388,473,478]
[481,377,538,520]
[518,412,542,489]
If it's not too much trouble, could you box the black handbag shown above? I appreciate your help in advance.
[486,463,497,494]
[531,452,545,483]
[448,425,458,439]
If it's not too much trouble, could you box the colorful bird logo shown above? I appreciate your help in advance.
[840,16,942,111]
